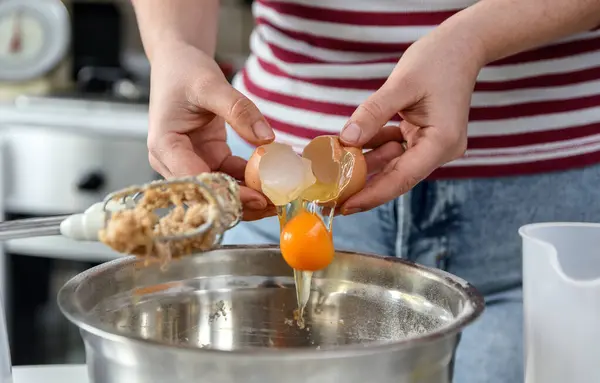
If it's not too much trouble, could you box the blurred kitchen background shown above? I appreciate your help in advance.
[0,0,254,365]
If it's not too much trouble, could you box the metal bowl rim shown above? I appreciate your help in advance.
[58,244,485,359]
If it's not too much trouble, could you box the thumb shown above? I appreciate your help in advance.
[205,83,275,145]
[340,83,411,147]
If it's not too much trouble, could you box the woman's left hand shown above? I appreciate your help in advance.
[338,24,485,215]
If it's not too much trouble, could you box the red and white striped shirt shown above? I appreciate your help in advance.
[232,0,600,178]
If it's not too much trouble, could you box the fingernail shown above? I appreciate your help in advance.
[342,208,362,216]
[252,121,275,140]
[341,123,361,144]
[247,200,267,210]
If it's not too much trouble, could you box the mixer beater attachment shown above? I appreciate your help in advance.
[0,173,242,259]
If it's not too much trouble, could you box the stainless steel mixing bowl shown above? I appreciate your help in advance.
[58,246,484,383]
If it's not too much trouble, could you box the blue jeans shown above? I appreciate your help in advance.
[224,126,600,383]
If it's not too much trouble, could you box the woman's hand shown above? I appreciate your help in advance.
[339,24,485,215]
[147,41,277,220]
[339,0,600,215]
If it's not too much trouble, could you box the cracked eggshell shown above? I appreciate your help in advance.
[246,137,366,206]
[337,145,367,204]
[244,145,267,193]
[302,135,367,204]
[245,142,294,193]
[244,143,317,206]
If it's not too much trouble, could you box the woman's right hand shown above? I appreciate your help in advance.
[147,41,276,220]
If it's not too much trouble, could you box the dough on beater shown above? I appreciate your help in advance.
[98,173,241,263]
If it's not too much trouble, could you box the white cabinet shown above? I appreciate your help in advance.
[0,97,152,262]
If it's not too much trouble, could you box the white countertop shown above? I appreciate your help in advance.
[0,98,149,140]
[14,365,87,383]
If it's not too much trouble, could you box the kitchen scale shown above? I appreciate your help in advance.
[0,0,71,99]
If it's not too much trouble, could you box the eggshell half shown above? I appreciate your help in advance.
[244,146,267,192]
[302,135,367,204]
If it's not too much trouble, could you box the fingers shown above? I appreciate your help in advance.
[240,186,276,222]
[240,184,276,220]
[341,128,454,214]
[203,83,275,145]
[148,152,172,178]
[148,133,210,178]
[362,124,406,149]
[219,155,248,181]
[240,186,269,210]
[364,141,406,175]
[340,83,414,147]
[243,205,277,221]
[362,124,406,175]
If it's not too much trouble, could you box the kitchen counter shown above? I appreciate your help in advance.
[14,365,87,383]
[0,97,148,140]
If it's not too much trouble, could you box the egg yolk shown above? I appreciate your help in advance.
[280,210,334,271]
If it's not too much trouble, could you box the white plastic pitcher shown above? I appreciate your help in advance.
[520,223,600,383]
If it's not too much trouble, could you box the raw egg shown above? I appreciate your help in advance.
[280,210,334,271]
[244,135,367,326]
[245,136,366,206]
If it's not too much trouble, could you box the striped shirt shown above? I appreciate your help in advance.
[232,0,600,178]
